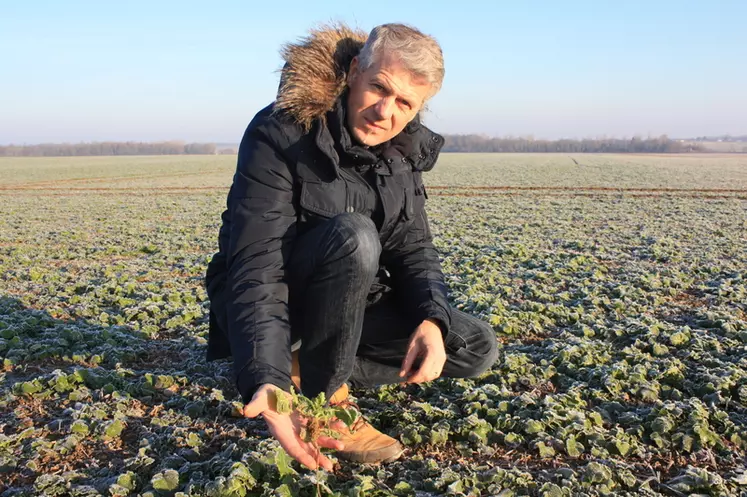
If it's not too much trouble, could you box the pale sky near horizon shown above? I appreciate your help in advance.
[1,0,746,145]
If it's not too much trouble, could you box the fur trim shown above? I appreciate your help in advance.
[275,23,367,131]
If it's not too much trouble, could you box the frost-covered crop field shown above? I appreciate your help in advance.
[1,153,746,496]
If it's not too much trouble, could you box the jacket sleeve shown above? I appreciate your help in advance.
[226,118,297,404]
[382,185,452,337]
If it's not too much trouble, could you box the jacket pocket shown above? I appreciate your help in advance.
[299,179,346,219]
[444,329,467,353]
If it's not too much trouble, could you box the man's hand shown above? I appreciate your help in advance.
[399,319,447,384]
[242,383,344,471]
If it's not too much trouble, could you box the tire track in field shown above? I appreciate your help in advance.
[435,192,747,200]
[0,171,221,189]
[0,186,222,192]
[428,185,747,200]
[426,185,747,193]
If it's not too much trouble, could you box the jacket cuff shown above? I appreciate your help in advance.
[418,304,451,339]
[236,365,292,405]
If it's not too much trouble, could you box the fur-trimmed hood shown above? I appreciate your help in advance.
[275,24,367,132]
[272,24,444,172]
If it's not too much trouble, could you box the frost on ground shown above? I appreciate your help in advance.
[0,154,746,496]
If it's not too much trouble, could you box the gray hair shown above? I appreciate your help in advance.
[357,23,445,101]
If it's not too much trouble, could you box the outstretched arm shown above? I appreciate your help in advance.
[225,116,297,403]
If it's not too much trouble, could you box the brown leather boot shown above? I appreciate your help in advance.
[330,398,405,463]
[290,351,404,463]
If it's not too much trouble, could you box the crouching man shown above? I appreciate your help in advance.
[205,23,499,470]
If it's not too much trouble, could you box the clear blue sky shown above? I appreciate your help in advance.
[1,0,745,144]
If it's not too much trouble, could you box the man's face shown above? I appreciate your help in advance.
[346,55,431,147]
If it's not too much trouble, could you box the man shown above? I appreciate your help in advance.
[205,23,498,470]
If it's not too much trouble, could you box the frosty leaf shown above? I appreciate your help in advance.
[354,475,376,493]
[537,441,555,458]
[446,479,464,494]
[68,386,91,401]
[275,484,293,497]
[614,440,631,456]
[524,420,544,434]
[393,481,413,495]
[583,462,612,484]
[19,380,43,396]
[186,432,202,448]
[274,447,297,477]
[108,483,131,497]
[103,419,125,440]
[429,421,450,445]
[115,471,137,491]
[651,416,674,434]
[539,483,564,497]
[210,389,225,402]
[154,375,174,389]
[565,436,581,457]
[228,462,257,490]
[71,420,89,436]
[402,426,422,445]
[151,469,180,492]
[670,331,690,346]
[203,477,227,497]
[588,411,603,427]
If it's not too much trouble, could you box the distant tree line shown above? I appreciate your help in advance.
[689,134,747,142]
[441,134,707,153]
[0,141,217,157]
[0,135,720,157]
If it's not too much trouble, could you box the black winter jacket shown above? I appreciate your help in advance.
[205,28,452,403]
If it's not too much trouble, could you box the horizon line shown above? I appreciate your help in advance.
[3,133,747,147]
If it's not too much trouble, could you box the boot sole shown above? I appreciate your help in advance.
[337,443,405,464]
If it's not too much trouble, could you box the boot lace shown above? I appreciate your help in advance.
[334,399,368,432]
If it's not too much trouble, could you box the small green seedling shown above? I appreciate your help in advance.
[273,386,361,448]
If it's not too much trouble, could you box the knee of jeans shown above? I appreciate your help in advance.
[331,213,381,273]
[465,321,500,377]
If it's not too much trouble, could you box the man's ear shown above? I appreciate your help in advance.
[347,56,360,85]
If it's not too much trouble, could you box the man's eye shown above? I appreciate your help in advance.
[372,83,385,91]
[399,100,412,109]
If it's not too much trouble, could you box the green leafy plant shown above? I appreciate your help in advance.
[273,386,361,450]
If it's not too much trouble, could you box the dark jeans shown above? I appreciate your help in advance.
[286,212,499,400]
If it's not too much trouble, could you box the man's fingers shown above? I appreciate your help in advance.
[268,415,342,472]
[407,370,428,384]
[316,452,335,472]
[242,398,267,418]
[275,431,318,470]
[316,435,344,451]
[407,354,443,384]
[301,441,336,472]
[295,438,338,471]
[289,445,319,470]
[405,361,428,383]
[399,343,419,378]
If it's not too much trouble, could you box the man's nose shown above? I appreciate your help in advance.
[373,97,395,120]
